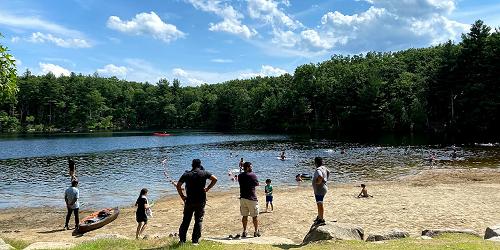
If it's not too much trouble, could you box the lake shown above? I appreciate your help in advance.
[1,132,499,209]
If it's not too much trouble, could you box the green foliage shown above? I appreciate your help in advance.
[0,33,18,105]
[0,110,20,132]
[1,21,499,135]
[2,237,30,250]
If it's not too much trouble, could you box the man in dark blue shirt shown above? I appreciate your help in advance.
[238,162,261,238]
[176,159,218,244]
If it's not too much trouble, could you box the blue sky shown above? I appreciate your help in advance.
[1,0,499,86]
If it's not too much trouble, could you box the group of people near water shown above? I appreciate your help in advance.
[63,155,374,243]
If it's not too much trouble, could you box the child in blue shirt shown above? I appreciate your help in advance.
[265,179,273,212]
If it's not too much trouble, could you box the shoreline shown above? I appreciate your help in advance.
[1,168,500,244]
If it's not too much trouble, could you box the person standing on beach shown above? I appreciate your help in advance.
[238,162,261,237]
[176,159,218,244]
[64,180,80,230]
[312,157,329,226]
[135,188,150,239]
[264,179,273,212]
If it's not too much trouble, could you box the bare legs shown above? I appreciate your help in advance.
[242,216,247,234]
[241,216,259,236]
[317,202,324,220]
[136,222,147,239]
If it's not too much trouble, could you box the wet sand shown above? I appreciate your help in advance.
[1,168,500,244]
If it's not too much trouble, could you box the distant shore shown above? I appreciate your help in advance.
[1,168,500,244]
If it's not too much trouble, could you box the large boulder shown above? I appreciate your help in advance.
[366,229,410,242]
[421,228,479,238]
[484,225,500,240]
[303,223,364,244]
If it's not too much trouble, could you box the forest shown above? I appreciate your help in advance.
[0,20,499,136]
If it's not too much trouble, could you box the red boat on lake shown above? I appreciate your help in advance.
[153,132,172,136]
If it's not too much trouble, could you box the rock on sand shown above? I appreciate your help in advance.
[303,223,364,244]
[366,229,410,242]
[484,225,500,239]
[421,228,479,237]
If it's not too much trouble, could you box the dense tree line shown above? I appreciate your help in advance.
[0,20,499,136]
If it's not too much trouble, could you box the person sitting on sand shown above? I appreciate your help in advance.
[68,159,77,181]
[357,184,373,198]
[135,188,150,239]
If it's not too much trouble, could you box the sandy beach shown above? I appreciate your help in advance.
[1,168,500,244]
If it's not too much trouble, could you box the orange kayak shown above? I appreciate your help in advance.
[77,207,119,234]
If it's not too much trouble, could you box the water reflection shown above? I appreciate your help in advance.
[0,134,499,209]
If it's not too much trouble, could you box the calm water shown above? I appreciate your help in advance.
[1,132,499,209]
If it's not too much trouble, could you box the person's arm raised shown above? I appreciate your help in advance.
[205,175,218,192]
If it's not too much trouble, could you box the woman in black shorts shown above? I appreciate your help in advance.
[135,188,149,239]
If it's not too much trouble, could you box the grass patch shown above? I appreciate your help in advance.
[69,234,500,250]
[2,237,30,250]
[300,234,500,250]
[71,237,172,250]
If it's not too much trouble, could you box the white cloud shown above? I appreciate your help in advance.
[12,56,22,67]
[209,19,257,38]
[123,58,168,83]
[366,0,456,17]
[247,0,302,29]
[239,0,469,57]
[39,63,71,77]
[169,65,287,86]
[172,68,205,86]
[0,11,83,37]
[260,65,287,76]
[97,64,128,78]
[186,0,257,38]
[281,0,291,7]
[300,29,332,50]
[27,32,91,48]
[107,12,185,43]
[270,29,299,48]
[317,3,469,52]
[211,58,233,63]
[0,10,91,48]
[239,65,288,78]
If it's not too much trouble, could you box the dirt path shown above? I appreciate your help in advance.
[1,168,500,244]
